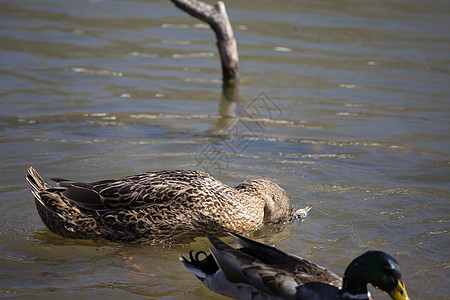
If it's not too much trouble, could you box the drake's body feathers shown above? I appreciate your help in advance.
[180,233,409,300]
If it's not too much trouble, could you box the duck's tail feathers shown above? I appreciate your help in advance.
[180,250,218,280]
[26,167,52,204]
[180,258,206,280]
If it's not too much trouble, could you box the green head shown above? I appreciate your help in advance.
[342,251,409,300]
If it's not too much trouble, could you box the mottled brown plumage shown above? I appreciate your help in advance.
[26,167,298,244]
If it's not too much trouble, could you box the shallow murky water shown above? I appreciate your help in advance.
[0,0,449,299]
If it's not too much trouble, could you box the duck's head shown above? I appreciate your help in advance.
[342,251,409,300]
[240,179,292,222]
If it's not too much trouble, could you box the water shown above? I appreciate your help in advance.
[1,0,449,299]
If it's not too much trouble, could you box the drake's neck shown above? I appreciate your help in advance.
[339,290,371,300]
[341,265,370,299]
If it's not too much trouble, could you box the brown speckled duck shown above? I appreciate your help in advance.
[181,233,410,300]
[26,167,309,244]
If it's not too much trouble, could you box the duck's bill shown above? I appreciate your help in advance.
[389,280,409,300]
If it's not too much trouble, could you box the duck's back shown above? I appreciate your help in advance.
[54,169,231,211]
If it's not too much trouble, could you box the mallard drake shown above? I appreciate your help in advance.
[26,167,308,244]
[180,233,410,300]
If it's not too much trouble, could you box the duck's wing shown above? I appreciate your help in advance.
[206,233,342,299]
[52,170,215,211]
[52,178,123,210]
[229,232,341,285]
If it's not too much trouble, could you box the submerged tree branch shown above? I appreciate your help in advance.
[170,0,240,86]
